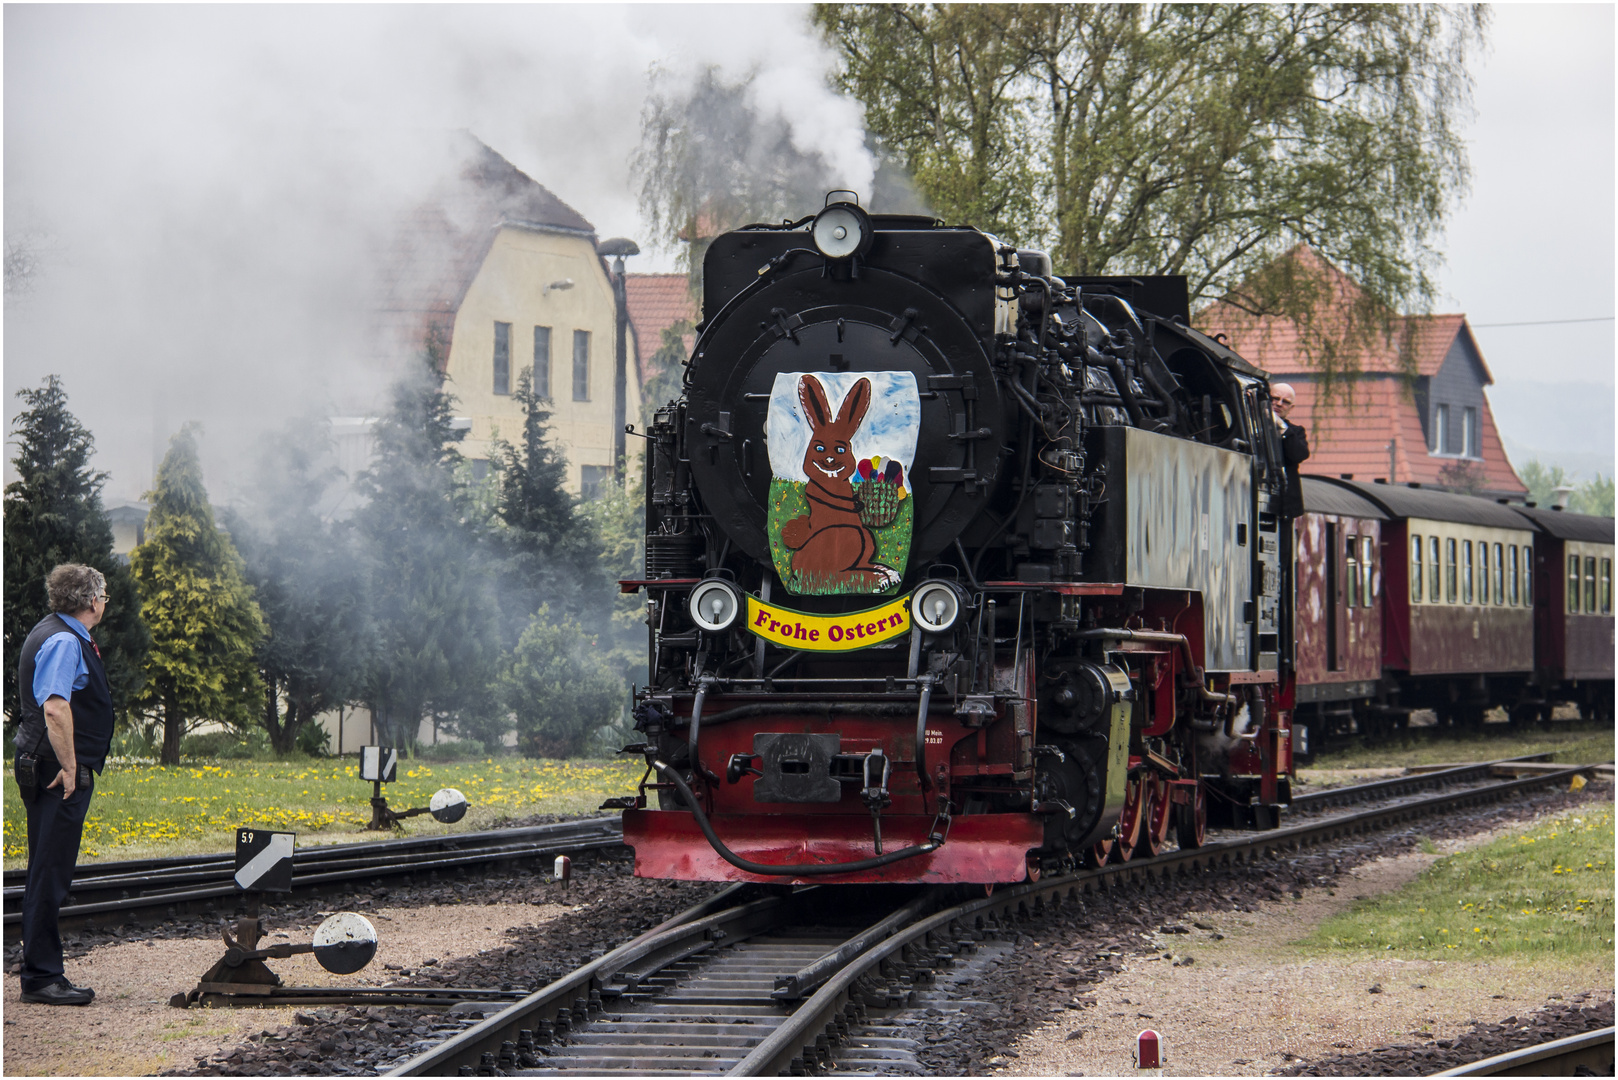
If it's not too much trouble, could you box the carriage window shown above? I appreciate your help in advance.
[1361,535,1375,606]
[1602,558,1612,614]
[1509,545,1520,605]
[1462,540,1474,604]
[1493,543,1505,605]
[1567,555,1581,613]
[1446,538,1458,603]
[1346,536,1360,608]
[1478,541,1489,605]
[1411,536,1423,603]
[1430,536,1442,603]
[1585,556,1597,614]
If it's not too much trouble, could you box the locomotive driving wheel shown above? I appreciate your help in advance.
[1136,774,1173,858]
[1111,776,1146,863]
[1174,781,1206,850]
[1088,837,1114,867]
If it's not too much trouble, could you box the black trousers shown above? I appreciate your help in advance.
[18,754,93,993]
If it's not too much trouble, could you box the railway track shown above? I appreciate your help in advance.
[384,764,1597,1077]
[1434,1025,1616,1076]
[1287,753,1564,812]
[1,816,626,939]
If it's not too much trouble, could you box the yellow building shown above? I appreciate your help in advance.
[378,136,642,494]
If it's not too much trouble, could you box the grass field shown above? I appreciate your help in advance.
[1,755,643,866]
[1301,807,1615,960]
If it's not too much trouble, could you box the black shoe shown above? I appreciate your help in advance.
[20,979,94,1005]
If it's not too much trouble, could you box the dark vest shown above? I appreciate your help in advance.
[15,613,115,773]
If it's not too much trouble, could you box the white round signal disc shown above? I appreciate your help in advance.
[689,580,741,632]
[911,582,961,633]
[812,205,867,259]
[430,787,469,824]
[313,912,378,975]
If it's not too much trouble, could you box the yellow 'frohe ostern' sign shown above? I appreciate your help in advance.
[746,594,911,652]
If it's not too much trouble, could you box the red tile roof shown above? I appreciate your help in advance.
[1195,245,1523,496]
[1279,378,1524,494]
[1198,249,1490,382]
[625,273,697,384]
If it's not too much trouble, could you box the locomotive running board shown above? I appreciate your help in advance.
[622,809,1043,885]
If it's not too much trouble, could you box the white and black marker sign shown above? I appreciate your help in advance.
[429,787,469,824]
[360,746,398,783]
[234,829,295,892]
[312,912,378,975]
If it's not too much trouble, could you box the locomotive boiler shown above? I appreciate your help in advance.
[616,195,1297,885]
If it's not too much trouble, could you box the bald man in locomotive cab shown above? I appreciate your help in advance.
[13,564,114,1005]
[1271,382,1310,517]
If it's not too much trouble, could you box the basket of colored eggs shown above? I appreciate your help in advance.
[852,456,906,528]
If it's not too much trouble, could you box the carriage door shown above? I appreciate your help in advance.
[1326,522,1343,670]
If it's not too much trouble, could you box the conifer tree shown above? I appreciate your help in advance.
[224,419,372,757]
[131,424,266,763]
[353,346,502,752]
[489,368,607,640]
[4,376,151,728]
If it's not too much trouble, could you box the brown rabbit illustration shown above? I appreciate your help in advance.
[779,375,902,592]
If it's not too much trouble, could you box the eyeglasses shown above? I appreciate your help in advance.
[1275,399,1295,407]
[92,594,108,603]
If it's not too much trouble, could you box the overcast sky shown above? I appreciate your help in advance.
[5,4,1613,498]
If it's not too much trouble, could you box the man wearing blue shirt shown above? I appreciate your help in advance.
[13,564,115,1006]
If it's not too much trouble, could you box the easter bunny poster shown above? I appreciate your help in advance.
[764,370,920,596]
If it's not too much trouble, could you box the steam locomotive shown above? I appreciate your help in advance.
[615,194,1295,886]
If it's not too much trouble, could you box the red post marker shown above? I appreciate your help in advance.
[554,855,571,888]
[1136,1029,1162,1072]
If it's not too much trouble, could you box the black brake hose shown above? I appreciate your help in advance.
[649,760,942,876]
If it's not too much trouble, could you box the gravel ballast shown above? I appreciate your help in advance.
[4,783,1609,1076]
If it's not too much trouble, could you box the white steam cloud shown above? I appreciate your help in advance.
[4,5,872,502]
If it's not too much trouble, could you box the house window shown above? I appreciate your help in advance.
[1430,536,1442,603]
[1346,535,1360,608]
[1585,556,1597,614]
[1602,558,1612,614]
[493,322,511,396]
[533,326,552,400]
[1509,545,1520,605]
[572,330,591,401]
[1493,543,1504,605]
[1434,404,1450,454]
[1462,406,1478,458]
[580,464,612,499]
[1478,540,1489,605]
[1463,540,1474,604]
[1361,535,1375,606]
[1567,554,1581,613]
[1411,535,1423,603]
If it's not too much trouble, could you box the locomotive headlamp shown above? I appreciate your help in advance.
[689,579,742,632]
[811,201,873,260]
[911,581,963,633]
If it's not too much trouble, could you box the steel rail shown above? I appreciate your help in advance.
[2,819,627,937]
[379,766,1590,1077]
[1289,754,1560,812]
[1433,1025,1615,1076]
